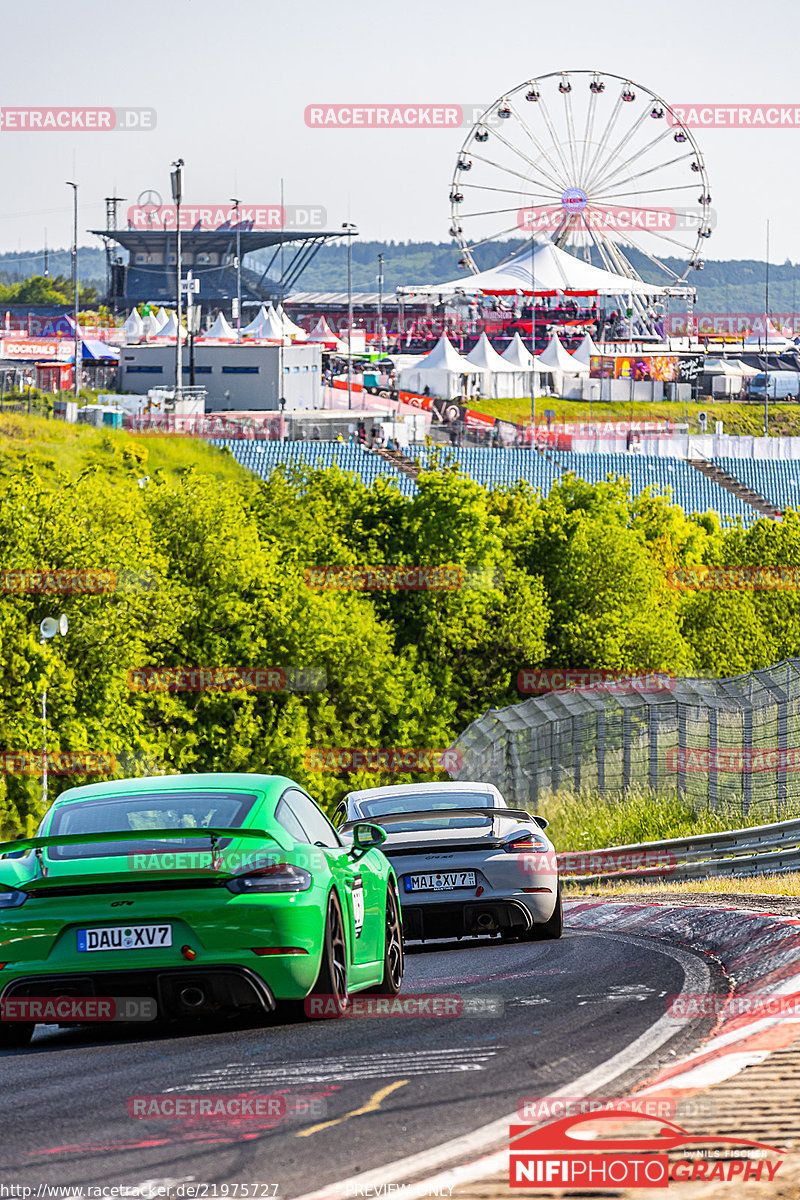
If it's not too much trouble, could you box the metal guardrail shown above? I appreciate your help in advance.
[559,815,800,884]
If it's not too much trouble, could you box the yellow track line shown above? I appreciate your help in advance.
[296,1080,409,1138]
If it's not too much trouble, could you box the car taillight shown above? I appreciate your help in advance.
[504,836,548,853]
[0,889,28,909]
[226,864,312,894]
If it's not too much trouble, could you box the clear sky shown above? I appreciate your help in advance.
[0,0,793,269]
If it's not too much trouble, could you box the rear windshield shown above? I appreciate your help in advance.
[357,792,494,832]
[46,791,258,859]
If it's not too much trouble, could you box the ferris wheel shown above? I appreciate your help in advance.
[449,70,712,290]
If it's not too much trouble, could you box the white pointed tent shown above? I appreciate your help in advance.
[122,309,143,342]
[158,312,186,340]
[141,310,161,339]
[398,240,664,299]
[277,304,308,341]
[397,334,487,399]
[570,332,602,367]
[501,332,534,370]
[537,333,590,375]
[465,333,517,399]
[154,307,170,332]
[308,316,339,343]
[241,305,271,337]
[200,312,236,340]
[497,332,541,397]
[263,304,290,339]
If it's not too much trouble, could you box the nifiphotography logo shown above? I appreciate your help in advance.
[509,1111,784,1189]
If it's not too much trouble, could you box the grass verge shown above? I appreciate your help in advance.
[475,396,800,437]
[564,873,800,897]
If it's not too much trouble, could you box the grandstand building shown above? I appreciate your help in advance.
[94,229,340,312]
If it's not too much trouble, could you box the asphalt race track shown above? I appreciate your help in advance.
[0,922,721,1198]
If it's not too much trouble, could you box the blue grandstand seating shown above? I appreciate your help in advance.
[213,440,784,526]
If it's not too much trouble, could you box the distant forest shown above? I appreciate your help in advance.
[0,240,795,314]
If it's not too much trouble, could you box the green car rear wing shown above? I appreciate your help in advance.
[0,826,277,858]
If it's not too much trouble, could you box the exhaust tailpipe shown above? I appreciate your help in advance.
[180,986,206,1009]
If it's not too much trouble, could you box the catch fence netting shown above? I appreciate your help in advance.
[454,660,800,820]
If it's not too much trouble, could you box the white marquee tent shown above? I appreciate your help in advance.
[277,304,308,341]
[398,240,665,300]
[122,309,143,342]
[308,317,339,343]
[537,333,590,375]
[154,307,170,332]
[241,306,272,338]
[199,312,236,340]
[465,333,517,398]
[158,312,186,341]
[397,334,487,399]
[571,332,602,367]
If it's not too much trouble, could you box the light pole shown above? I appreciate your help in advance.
[230,197,242,343]
[377,252,384,353]
[39,614,68,808]
[171,158,185,394]
[66,183,80,397]
[342,223,358,410]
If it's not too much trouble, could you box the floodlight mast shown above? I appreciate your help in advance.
[39,614,68,808]
[171,159,185,395]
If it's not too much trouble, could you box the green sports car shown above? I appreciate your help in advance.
[0,773,404,1047]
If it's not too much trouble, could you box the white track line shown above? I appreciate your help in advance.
[293,935,708,1200]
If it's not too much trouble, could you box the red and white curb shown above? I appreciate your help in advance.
[569,900,800,1101]
[295,899,800,1200]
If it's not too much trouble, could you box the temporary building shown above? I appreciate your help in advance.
[199,312,236,340]
[122,309,144,342]
[397,240,664,299]
[397,334,487,399]
[154,307,170,332]
[570,332,602,367]
[465,333,517,399]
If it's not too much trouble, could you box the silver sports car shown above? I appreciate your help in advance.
[333,781,561,942]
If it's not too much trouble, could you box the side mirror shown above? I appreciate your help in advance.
[351,822,387,853]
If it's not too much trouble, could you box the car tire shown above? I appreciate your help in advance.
[367,883,404,995]
[0,1021,35,1048]
[308,892,350,1017]
[518,886,563,941]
